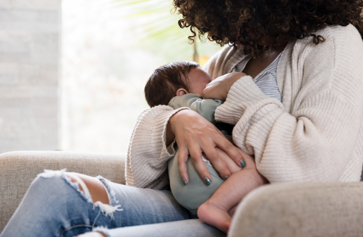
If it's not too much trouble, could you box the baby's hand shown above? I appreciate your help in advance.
[203,72,247,100]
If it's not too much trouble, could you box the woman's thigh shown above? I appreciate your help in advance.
[0,170,193,237]
[102,177,193,227]
[97,219,225,237]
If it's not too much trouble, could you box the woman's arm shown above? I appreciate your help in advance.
[127,100,244,188]
[125,105,188,189]
[167,110,245,184]
[211,26,363,183]
[218,76,363,183]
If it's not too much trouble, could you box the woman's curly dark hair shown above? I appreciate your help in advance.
[173,0,363,58]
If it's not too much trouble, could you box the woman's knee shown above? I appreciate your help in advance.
[22,171,74,209]
[31,170,67,194]
[31,170,109,205]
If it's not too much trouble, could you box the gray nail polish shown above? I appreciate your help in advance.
[240,160,246,168]
[205,178,212,185]
[224,176,229,180]
[182,179,187,185]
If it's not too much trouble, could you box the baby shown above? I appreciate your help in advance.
[144,61,266,233]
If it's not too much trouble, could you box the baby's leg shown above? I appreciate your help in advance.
[197,149,267,233]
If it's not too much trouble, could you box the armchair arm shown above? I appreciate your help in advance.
[228,182,363,237]
[0,151,125,232]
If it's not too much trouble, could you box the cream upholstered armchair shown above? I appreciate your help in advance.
[0,151,125,233]
[1,151,363,237]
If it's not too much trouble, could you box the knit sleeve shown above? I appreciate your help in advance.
[215,26,363,183]
[125,105,189,189]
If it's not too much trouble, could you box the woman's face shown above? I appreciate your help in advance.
[187,67,212,95]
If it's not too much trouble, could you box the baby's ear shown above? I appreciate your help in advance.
[176,88,188,96]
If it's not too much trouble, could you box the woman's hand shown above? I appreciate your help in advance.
[168,110,246,184]
[203,72,247,100]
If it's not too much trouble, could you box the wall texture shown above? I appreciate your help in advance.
[0,0,60,152]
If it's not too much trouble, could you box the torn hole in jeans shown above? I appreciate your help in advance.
[38,169,123,219]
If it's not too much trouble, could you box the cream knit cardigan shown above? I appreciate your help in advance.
[126,24,363,189]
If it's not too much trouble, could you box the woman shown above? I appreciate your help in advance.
[1,1,363,237]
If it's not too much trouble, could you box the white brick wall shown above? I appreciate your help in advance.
[0,0,60,152]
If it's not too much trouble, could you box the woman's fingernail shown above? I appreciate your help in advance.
[182,179,187,185]
[240,160,246,168]
[224,176,229,180]
[204,178,212,185]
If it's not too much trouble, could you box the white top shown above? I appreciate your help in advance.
[126,24,363,189]
[233,53,282,101]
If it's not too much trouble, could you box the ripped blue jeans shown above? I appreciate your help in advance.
[0,170,225,237]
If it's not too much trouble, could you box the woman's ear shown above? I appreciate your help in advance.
[176,88,188,96]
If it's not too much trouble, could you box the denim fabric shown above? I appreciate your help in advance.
[102,219,225,237]
[0,170,225,237]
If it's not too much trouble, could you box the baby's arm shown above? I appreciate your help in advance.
[168,94,223,122]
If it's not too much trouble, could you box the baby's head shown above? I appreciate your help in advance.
[144,61,212,107]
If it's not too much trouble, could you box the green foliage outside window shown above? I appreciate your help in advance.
[113,0,221,65]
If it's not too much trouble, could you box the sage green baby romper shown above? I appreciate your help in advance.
[168,94,225,215]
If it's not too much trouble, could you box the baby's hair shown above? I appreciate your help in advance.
[144,61,200,107]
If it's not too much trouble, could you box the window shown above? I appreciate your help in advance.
[61,0,220,153]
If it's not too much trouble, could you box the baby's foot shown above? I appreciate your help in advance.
[197,200,231,233]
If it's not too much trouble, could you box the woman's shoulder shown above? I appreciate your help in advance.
[292,24,363,71]
[321,24,361,40]
[293,24,363,101]
[295,24,362,56]
[317,24,362,50]
[203,45,246,79]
